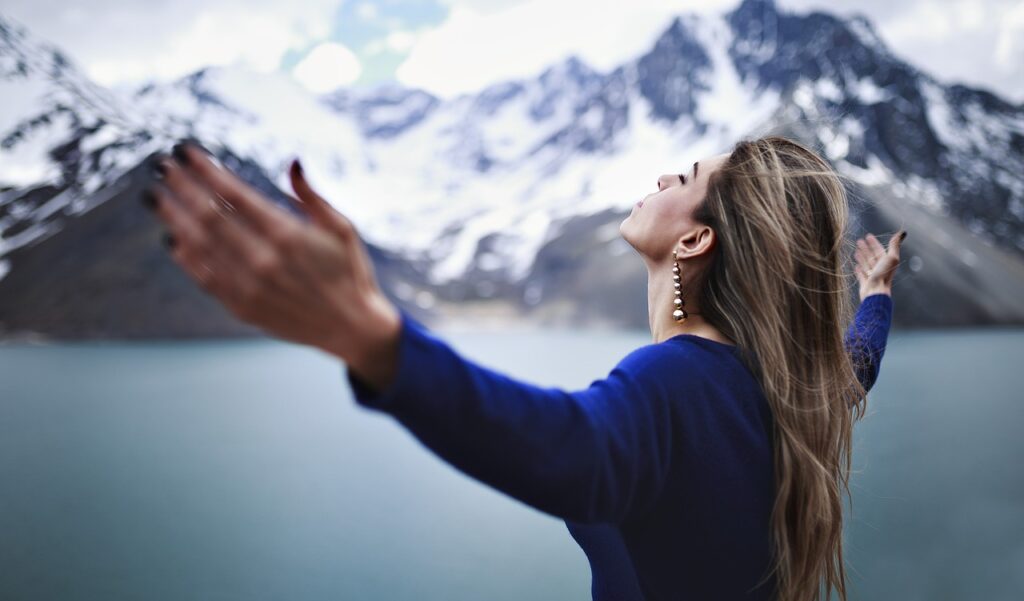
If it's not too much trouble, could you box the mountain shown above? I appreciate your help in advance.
[1,0,1023,340]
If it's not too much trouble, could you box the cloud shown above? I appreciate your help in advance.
[1,0,339,87]
[292,41,363,93]
[385,30,419,53]
[2,0,1021,102]
[993,2,1024,71]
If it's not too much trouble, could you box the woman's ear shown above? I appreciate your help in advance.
[676,226,715,259]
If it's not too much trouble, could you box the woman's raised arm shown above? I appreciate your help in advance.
[844,229,905,392]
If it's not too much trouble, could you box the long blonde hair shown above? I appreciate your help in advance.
[693,136,869,601]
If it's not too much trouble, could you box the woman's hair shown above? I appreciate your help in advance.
[692,135,869,601]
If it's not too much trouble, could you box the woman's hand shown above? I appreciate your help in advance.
[854,229,906,302]
[143,140,402,385]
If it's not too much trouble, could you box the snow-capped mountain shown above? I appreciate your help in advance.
[1,0,1023,339]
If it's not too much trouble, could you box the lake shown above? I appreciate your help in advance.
[1,326,1022,600]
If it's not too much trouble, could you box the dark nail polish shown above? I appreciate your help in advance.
[900,231,907,241]
[153,159,168,178]
[292,158,303,176]
[141,188,159,210]
[163,232,176,249]
[182,137,213,156]
[172,143,190,165]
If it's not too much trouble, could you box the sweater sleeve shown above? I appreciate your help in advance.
[343,309,677,525]
[843,292,894,392]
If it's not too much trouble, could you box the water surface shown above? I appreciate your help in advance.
[1,327,1021,600]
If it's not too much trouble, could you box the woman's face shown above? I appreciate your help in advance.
[620,152,730,261]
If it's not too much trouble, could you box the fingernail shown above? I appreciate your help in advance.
[163,232,176,249]
[900,231,907,241]
[153,158,168,178]
[292,158,303,176]
[182,137,213,156]
[172,143,190,165]
[141,188,159,210]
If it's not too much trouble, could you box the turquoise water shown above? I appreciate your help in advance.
[1,327,1022,600]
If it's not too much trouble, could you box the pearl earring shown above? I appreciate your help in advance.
[672,250,701,322]
[672,250,688,322]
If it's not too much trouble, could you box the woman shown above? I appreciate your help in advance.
[144,135,905,601]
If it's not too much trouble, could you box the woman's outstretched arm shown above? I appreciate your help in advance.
[143,141,904,509]
[141,141,675,525]
[344,308,679,525]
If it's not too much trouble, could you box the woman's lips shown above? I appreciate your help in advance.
[636,199,643,207]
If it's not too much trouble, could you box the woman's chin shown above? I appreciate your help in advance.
[618,219,633,245]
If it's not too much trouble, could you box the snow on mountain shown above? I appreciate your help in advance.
[0,16,135,190]
[0,13,180,263]
[306,13,781,285]
[131,66,370,179]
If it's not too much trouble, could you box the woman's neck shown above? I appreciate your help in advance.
[646,256,743,346]
[646,260,708,344]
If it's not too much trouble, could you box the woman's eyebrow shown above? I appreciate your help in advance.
[679,161,699,185]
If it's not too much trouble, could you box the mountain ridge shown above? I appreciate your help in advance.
[1,0,1023,339]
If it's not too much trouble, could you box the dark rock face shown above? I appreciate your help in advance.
[321,84,441,139]
[636,17,712,124]
[725,0,1024,258]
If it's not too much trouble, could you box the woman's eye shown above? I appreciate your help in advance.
[678,174,687,184]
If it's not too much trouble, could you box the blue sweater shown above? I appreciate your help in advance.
[344,293,894,600]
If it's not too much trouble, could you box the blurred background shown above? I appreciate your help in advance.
[1,0,1022,599]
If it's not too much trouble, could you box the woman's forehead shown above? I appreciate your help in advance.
[698,153,731,177]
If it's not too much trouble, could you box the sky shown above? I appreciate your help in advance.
[1,0,1022,103]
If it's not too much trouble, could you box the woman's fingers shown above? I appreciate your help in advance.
[865,233,886,258]
[152,157,265,297]
[881,230,905,284]
[853,259,868,284]
[155,155,260,256]
[854,230,905,285]
[158,147,315,292]
[888,230,905,257]
[171,141,300,241]
[150,184,311,326]
[855,238,875,276]
[147,183,239,300]
[287,158,357,240]
[146,151,336,331]
[855,239,867,266]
